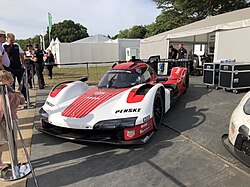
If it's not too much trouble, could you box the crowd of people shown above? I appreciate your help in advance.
[0,30,55,91]
[169,43,187,60]
[0,29,55,168]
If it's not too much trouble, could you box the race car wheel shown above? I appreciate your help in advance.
[153,92,164,130]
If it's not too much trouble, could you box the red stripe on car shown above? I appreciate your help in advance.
[62,87,127,118]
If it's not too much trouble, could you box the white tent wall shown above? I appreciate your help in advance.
[90,43,118,62]
[140,39,169,59]
[117,39,140,60]
[214,27,250,62]
[57,43,118,67]
[141,8,250,61]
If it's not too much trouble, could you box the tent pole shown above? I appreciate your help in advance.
[192,35,196,60]
[207,33,209,54]
[166,39,170,59]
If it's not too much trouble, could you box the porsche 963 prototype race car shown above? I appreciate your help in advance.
[38,60,188,144]
[222,91,250,167]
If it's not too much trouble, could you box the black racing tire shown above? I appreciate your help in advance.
[153,92,164,130]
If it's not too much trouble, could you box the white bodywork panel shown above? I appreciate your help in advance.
[42,82,171,130]
[229,91,250,145]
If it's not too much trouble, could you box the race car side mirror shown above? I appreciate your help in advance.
[79,77,88,82]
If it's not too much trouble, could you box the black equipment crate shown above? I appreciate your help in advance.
[219,63,250,93]
[203,63,220,88]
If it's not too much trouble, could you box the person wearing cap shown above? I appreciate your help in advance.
[0,30,10,70]
[24,44,35,88]
[32,44,45,89]
[3,33,27,100]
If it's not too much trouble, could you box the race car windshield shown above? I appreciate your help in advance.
[98,71,140,88]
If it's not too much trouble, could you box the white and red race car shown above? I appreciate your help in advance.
[222,91,250,167]
[38,60,188,144]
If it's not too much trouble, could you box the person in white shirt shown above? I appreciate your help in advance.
[0,30,10,70]
[3,33,26,101]
[24,44,35,88]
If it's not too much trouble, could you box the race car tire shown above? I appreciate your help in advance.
[153,92,164,130]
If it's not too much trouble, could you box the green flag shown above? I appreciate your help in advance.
[48,12,52,33]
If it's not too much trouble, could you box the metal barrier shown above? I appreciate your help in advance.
[0,84,38,186]
[46,61,117,84]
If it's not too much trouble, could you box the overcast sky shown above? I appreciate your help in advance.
[0,0,161,39]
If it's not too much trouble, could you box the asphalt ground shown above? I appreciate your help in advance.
[25,76,250,187]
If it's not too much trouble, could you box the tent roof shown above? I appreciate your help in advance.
[142,7,250,43]
[55,37,60,43]
[73,34,110,43]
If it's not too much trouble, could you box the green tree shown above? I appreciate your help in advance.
[113,29,130,39]
[16,35,40,51]
[145,9,193,37]
[153,0,250,19]
[16,20,89,49]
[129,25,147,39]
[113,25,147,39]
[48,20,89,43]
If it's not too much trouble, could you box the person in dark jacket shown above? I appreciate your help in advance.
[3,33,27,101]
[168,45,177,59]
[32,44,45,89]
[44,49,55,79]
[176,43,187,59]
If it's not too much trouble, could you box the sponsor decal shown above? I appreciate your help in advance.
[140,125,151,134]
[115,108,141,114]
[126,130,135,138]
[94,91,106,95]
[136,69,141,74]
[45,101,54,107]
[86,96,100,100]
[143,115,150,123]
[174,68,181,75]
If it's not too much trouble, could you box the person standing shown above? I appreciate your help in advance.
[32,44,45,89]
[0,30,10,70]
[168,45,177,59]
[24,44,35,88]
[176,43,187,59]
[3,33,27,101]
[44,49,55,79]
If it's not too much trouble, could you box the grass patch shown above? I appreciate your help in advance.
[43,65,112,87]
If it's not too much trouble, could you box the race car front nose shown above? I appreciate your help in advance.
[93,117,137,130]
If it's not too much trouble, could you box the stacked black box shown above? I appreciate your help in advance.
[219,63,250,93]
[203,63,220,88]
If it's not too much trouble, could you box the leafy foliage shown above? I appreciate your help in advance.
[145,9,194,37]
[153,0,250,19]
[113,25,147,39]
[114,0,250,39]
[49,20,89,43]
[16,20,89,50]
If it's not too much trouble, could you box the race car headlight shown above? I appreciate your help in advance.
[94,117,137,130]
[39,108,49,122]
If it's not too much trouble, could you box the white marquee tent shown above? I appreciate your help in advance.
[141,7,250,62]
[55,36,140,66]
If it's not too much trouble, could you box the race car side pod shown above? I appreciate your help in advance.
[0,85,39,187]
